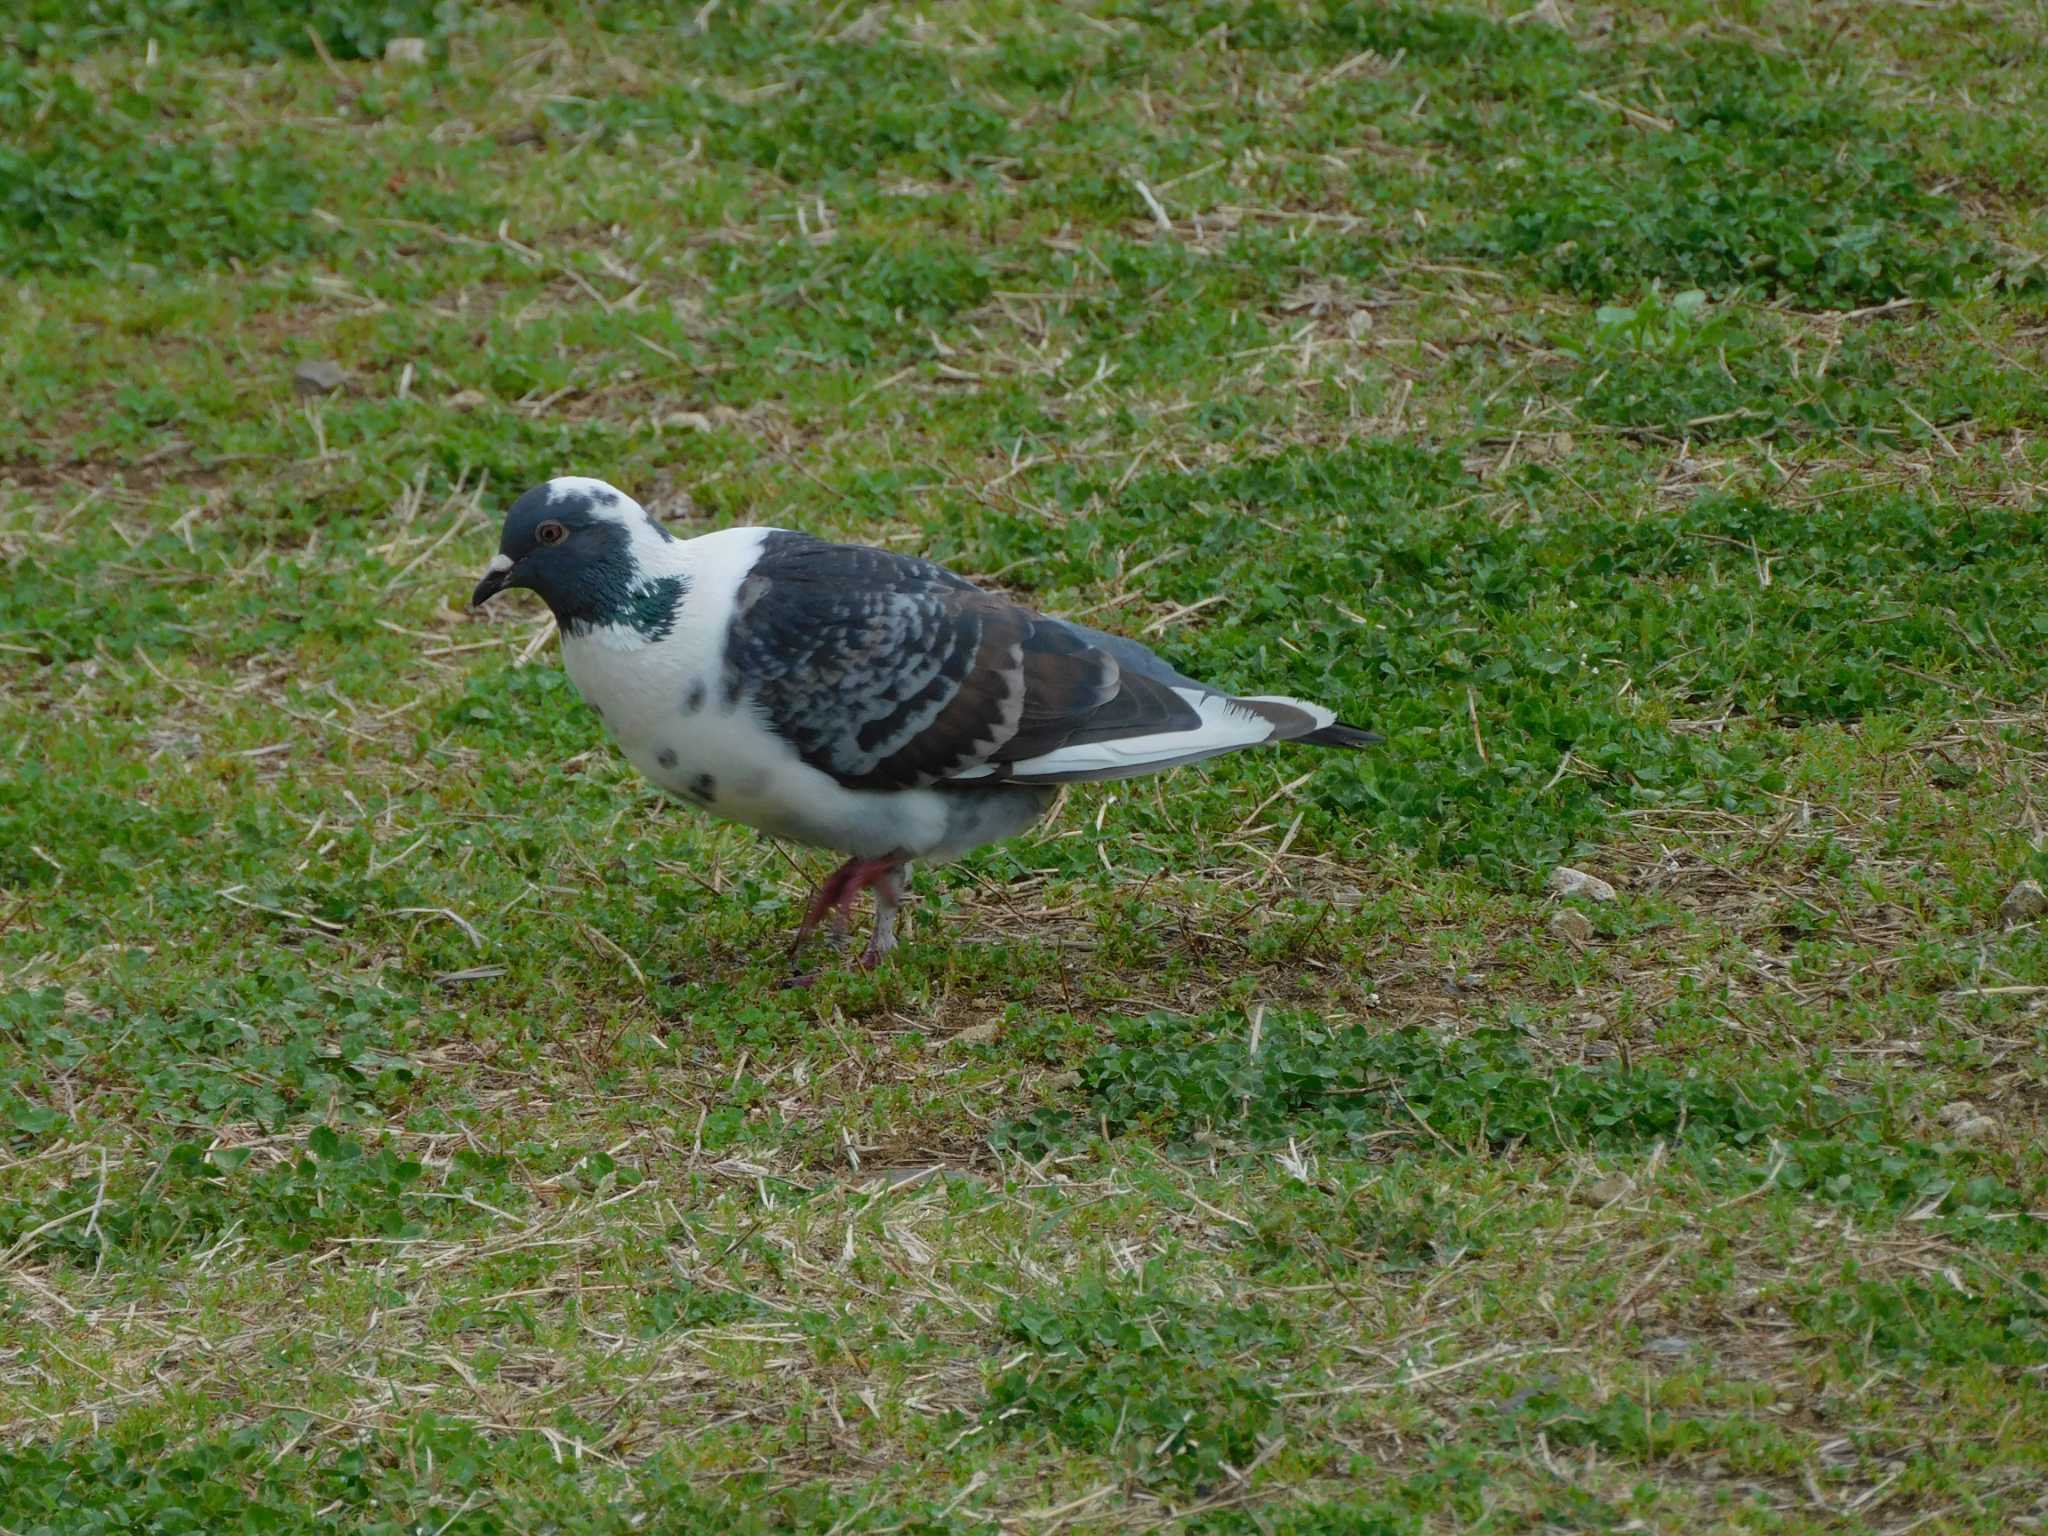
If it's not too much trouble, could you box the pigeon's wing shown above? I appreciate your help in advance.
[725,533,1173,791]
[725,533,1368,792]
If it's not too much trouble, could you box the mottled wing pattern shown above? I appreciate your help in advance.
[723,533,1206,792]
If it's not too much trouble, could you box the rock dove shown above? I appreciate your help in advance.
[470,477,1379,977]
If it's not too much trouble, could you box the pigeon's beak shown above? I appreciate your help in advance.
[470,553,515,609]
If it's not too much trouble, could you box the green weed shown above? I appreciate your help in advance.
[1474,46,2011,306]
[1495,1381,1805,1478]
[966,445,2048,875]
[1245,1169,1483,1279]
[10,0,459,61]
[1798,1268,2048,1372]
[1,978,416,1133]
[1003,1011,2048,1253]
[2,1127,524,1265]
[984,1265,1292,1486]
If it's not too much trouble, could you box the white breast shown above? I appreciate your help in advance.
[558,526,951,859]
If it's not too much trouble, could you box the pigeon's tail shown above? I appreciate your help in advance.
[1234,695,1383,749]
[964,687,1382,786]
[1301,720,1384,749]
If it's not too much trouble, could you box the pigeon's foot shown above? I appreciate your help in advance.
[854,864,908,971]
[786,856,908,980]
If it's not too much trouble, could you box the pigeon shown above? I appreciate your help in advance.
[470,477,1380,977]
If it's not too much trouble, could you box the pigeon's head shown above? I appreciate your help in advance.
[471,476,675,627]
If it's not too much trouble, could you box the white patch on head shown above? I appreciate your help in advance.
[546,475,634,522]
[486,552,513,574]
[544,474,677,567]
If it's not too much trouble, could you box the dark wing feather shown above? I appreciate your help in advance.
[726,533,1203,793]
[1055,618,1209,693]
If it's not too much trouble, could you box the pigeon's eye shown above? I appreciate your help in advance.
[536,520,568,547]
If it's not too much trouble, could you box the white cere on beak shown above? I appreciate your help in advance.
[486,552,513,574]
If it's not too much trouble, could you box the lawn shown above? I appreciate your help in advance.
[3,1,2047,1530]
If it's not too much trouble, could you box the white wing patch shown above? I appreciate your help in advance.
[996,689,1285,783]
[942,690,1341,785]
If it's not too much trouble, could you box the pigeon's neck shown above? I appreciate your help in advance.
[564,573,689,647]
[553,523,693,646]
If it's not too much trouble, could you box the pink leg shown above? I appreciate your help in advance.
[789,858,865,954]
[784,857,908,984]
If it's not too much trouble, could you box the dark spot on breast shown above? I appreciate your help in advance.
[683,679,706,714]
[687,772,716,805]
[656,747,677,770]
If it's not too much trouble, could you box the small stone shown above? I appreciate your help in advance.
[1281,279,1345,316]
[662,410,714,433]
[1642,1335,1695,1358]
[145,727,202,758]
[1548,866,1617,902]
[1548,908,1595,943]
[292,359,347,396]
[1938,1100,1997,1140]
[1575,1173,1633,1208]
[945,1023,1000,1049]
[383,36,429,66]
[1999,879,2046,926]
[1510,0,1569,29]
[1583,1039,1618,1061]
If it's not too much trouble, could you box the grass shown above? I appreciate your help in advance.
[2,0,2046,1530]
